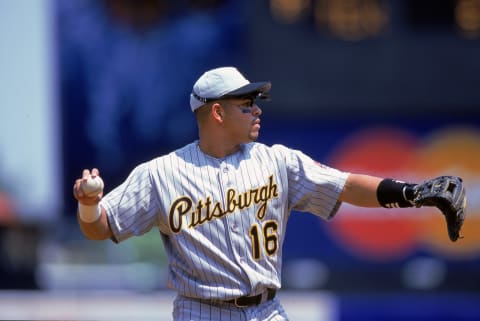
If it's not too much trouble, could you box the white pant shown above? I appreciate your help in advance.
[172,295,289,321]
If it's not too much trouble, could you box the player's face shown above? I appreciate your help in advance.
[223,98,262,143]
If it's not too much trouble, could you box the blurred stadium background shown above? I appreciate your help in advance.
[1,0,480,320]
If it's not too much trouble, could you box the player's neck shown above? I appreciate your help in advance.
[198,138,241,159]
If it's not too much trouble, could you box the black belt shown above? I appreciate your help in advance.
[226,289,276,308]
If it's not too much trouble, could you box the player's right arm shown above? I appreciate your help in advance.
[77,206,113,241]
[73,168,113,241]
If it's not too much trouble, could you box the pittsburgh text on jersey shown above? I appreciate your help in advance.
[169,175,279,233]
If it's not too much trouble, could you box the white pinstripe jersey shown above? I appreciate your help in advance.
[100,141,349,300]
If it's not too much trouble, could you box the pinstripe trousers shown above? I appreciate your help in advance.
[172,295,289,321]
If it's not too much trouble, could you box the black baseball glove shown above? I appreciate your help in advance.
[413,176,466,242]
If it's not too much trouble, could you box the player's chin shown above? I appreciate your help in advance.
[247,126,261,141]
[249,132,260,142]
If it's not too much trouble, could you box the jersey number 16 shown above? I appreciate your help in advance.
[249,220,279,260]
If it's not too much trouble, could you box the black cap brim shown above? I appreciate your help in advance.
[222,81,271,98]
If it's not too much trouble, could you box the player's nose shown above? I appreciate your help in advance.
[252,104,262,116]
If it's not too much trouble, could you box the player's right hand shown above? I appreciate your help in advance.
[73,168,103,205]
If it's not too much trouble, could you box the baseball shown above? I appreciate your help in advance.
[81,175,104,197]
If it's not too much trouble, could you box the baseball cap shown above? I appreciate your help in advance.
[190,66,271,111]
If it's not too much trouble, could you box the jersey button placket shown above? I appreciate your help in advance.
[217,162,240,257]
[221,164,231,187]
[220,163,248,270]
[222,164,238,233]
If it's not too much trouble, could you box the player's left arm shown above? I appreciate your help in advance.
[339,173,383,207]
[339,173,425,208]
[339,173,466,242]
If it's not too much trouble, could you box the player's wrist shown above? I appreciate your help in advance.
[377,178,416,208]
[78,202,101,223]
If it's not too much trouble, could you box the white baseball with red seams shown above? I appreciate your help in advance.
[81,175,104,197]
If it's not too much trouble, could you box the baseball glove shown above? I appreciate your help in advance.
[413,176,466,242]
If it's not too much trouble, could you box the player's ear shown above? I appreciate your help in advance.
[212,102,224,122]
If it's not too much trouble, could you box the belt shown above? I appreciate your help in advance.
[225,289,276,308]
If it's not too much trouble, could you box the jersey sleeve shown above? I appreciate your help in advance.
[274,144,349,220]
[100,161,161,243]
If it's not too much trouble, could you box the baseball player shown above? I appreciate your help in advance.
[73,66,465,321]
